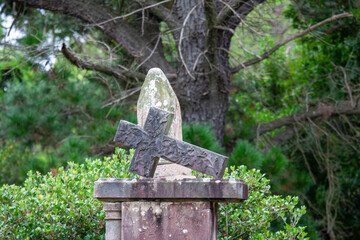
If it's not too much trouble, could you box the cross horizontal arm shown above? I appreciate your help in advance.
[161,136,228,178]
[113,120,148,149]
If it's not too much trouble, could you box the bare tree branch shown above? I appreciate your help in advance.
[15,0,174,73]
[217,0,264,37]
[61,43,145,82]
[134,34,161,71]
[217,0,248,24]
[178,2,200,80]
[263,126,302,149]
[231,12,354,73]
[89,0,172,26]
[325,120,360,154]
[216,26,261,58]
[331,63,356,108]
[136,0,179,30]
[221,0,265,30]
[101,87,141,108]
[256,100,360,136]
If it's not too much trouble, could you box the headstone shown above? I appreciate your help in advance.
[94,68,248,240]
[136,68,190,178]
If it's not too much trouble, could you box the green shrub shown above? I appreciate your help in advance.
[218,166,308,239]
[0,149,307,239]
[0,148,136,239]
[0,140,46,186]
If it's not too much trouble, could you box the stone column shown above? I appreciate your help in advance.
[103,203,122,240]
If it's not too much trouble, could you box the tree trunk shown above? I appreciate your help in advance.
[14,0,264,143]
[174,0,231,143]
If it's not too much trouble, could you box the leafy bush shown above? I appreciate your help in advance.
[0,148,136,239]
[0,140,46,186]
[0,149,307,239]
[218,166,307,239]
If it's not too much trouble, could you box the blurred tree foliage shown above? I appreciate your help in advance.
[0,0,359,239]
[0,140,47,185]
[226,1,360,239]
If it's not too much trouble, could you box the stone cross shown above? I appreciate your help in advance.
[114,107,228,178]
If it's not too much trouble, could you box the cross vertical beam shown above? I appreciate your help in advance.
[114,107,173,177]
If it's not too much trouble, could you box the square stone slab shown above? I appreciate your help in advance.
[94,178,248,202]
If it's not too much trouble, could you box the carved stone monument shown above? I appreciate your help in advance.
[94,68,248,240]
[136,68,189,178]
[114,107,228,178]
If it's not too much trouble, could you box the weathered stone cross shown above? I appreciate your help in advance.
[114,107,228,178]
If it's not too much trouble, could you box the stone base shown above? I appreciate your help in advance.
[122,202,217,240]
[95,178,248,240]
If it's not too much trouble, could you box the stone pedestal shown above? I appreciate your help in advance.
[94,178,248,240]
[122,202,217,240]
